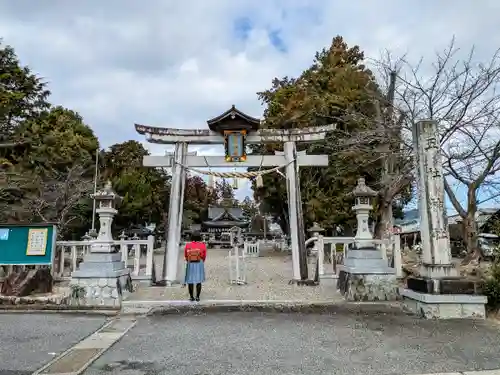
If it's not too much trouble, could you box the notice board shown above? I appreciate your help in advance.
[0,223,57,265]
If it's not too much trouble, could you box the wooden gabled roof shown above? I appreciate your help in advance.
[206,105,261,132]
[208,206,244,221]
[203,206,250,228]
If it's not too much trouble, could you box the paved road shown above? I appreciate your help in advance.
[84,311,500,375]
[0,313,107,375]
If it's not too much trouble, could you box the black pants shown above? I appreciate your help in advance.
[188,283,202,299]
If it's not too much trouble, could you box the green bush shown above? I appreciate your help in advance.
[483,248,500,310]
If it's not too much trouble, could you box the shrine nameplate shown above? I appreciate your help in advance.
[224,130,247,162]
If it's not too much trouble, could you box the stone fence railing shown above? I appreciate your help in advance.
[308,234,403,280]
[0,236,155,283]
[255,238,289,252]
[54,235,155,281]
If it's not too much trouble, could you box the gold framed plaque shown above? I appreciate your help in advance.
[224,130,247,162]
[26,228,49,256]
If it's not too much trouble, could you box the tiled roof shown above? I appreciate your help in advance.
[208,206,244,220]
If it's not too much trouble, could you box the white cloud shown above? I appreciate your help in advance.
[1,0,499,201]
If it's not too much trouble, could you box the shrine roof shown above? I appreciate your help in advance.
[202,220,250,228]
[206,105,261,132]
[208,206,244,221]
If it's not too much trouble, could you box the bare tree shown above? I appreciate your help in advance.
[29,165,93,238]
[333,38,500,260]
[371,66,414,241]
[379,39,500,258]
[334,57,415,241]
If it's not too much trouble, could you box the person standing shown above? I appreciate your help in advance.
[184,232,207,301]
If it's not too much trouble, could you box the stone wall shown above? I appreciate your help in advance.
[0,294,68,306]
[70,274,133,308]
[338,271,399,301]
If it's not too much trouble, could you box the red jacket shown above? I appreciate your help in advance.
[184,241,207,261]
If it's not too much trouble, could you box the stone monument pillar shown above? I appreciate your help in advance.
[337,178,398,301]
[414,120,454,274]
[400,120,487,319]
[71,181,133,307]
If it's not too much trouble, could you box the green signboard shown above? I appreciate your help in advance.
[0,223,57,265]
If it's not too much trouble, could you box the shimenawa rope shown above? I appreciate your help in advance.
[173,158,292,187]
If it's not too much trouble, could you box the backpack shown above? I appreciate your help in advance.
[186,243,202,262]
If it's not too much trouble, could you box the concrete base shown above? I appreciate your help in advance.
[400,288,487,319]
[70,252,134,308]
[337,270,399,302]
[319,273,339,287]
[336,245,399,302]
[407,276,483,295]
[420,263,458,279]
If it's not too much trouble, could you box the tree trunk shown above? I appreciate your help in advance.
[374,199,393,240]
[462,211,481,259]
[459,184,482,265]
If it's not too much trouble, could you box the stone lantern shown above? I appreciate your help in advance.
[337,176,398,302]
[91,181,122,252]
[307,222,324,256]
[352,177,377,248]
[308,222,324,237]
[71,181,131,308]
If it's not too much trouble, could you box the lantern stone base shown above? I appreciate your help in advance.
[337,247,399,302]
[70,253,133,308]
[337,269,399,302]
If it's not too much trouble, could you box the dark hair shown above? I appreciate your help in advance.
[190,232,202,242]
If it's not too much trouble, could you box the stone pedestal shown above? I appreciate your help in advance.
[401,281,487,319]
[401,263,486,319]
[400,288,487,319]
[337,248,398,301]
[71,253,133,308]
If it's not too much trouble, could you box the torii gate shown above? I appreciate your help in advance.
[135,105,334,286]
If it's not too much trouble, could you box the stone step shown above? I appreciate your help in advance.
[120,306,152,315]
[121,299,405,316]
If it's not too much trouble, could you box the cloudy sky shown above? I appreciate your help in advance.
[1,0,499,202]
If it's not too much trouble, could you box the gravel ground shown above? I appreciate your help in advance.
[128,248,341,302]
[83,311,500,375]
[0,313,107,375]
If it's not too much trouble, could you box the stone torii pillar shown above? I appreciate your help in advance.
[276,144,308,280]
[135,105,335,285]
[163,144,196,283]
